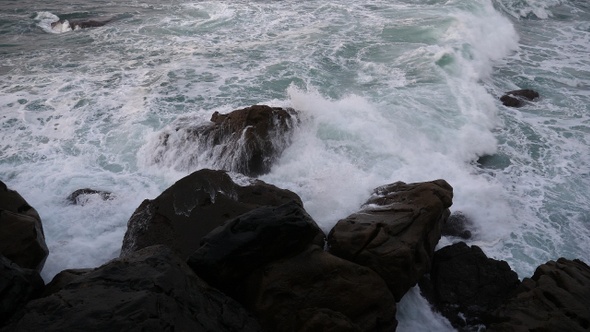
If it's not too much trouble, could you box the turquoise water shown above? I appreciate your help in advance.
[1,0,589,330]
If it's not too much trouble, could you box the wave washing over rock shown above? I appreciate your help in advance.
[2,171,589,331]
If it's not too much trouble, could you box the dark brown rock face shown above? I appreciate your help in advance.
[2,245,262,332]
[489,258,590,332]
[120,169,302,259]
[187,201,324,299]
[327,179,453,300]
[0,255,44,327]
[500,89,540,107]
[243,245,397,332]
[0,181,48,272]
[419,242,520,330]
[149,105,298,177]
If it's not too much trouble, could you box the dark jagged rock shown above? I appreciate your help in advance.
[488,258,590,332]
[500,89,539,107]
[327,179,453,300]
[441,211,473,239]
[419,242,520,330]
[187,201,324,299]
[40,268,92,297]
[66,188,114,205]
[120,169,302,259]
[243,245,397,332]
[2,245,262,332]
[0,180,48,272]
[0,255,44,327]
[148,105,298,177]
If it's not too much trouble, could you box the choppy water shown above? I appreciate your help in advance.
[1,0,589,330]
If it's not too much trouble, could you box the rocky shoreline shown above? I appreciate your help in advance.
[2,104,588,331]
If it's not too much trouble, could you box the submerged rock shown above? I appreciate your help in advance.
[66,188,113,205]
[489,258,590,332]
[187,201,324,299]
[147,105,298,177]
[243,245,398,332]
[419,242,520,330]
[327,179,453,300]
[2,245,262,332]
[500,89,539,107]
[0,180,48,272]
[120,169,302,259]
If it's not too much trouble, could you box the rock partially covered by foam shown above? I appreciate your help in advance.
[500,89,539,107]
[327,179,453,300]
[66,188,114,205]
[419,242,520,330]
[120,169,302,259]
[2,245,262,332]
[0,180,49,272]
[147,105,298,177]
[187,201,325,299]
[489,258,590,332]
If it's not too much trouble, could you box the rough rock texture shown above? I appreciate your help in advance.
[327,179,453,300]
[187,201,324,299]
[441,211,473,239]
[0,180,48,272]
[500,89,540,107]
[488,258,590,332]
[66,188,114,205]
[0,255,44,327]
[120,169,302,259]
[419,242,520,330]
[2,245,261,332]
[148,105,298,177]
[243,245,397,332]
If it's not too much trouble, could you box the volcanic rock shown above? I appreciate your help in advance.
[187,201,325,299]
[488,258,590,332]
[419,242,520,330]
[148,104,298,177]
[0,180,48,272]
[120,169,302,259]
[327,179,453,300]
[0,255,44,327]
[243,245,397,332]
[2,245,261,332]
[500,89,539,107]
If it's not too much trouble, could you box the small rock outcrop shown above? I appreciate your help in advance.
[148,105,298,177]
[120,169,302,259]
[500,89,539,107]
[419,242,520,330]
[441,211,473,239]
[243,245,398,332]
[187,201,324,299]
[0,180,48,272]
[327,179,453,300]
[489,258,590,332]
[2,245,262,332]
[66,188,114,205]
[0,255,44,327]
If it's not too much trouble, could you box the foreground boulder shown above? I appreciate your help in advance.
[243,245,398,332]
[0,255,44,327]
[0,180,49,272]
[147,105,298,177]
[489,258,590,332]
[327,180,453,300]
[2,245,261,332]
[121,169,302,259]
[500,89,539,107]
[187,201,324,299]
[419,242,520,330]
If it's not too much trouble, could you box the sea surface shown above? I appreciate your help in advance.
[1,0,589,330]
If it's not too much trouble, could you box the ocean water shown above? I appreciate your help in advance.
[1,0,589,330]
